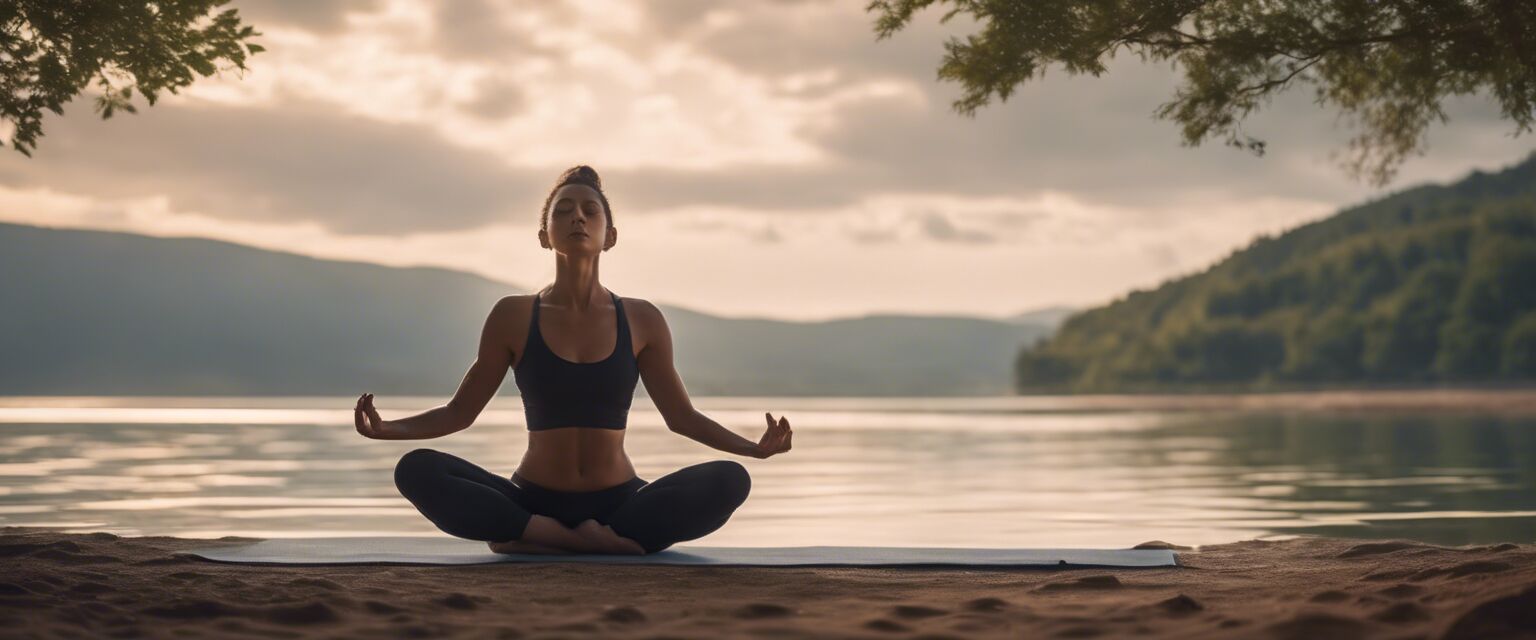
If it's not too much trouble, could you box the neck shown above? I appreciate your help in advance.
[545,253,606,311]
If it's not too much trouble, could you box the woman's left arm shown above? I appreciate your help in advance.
[634,300,791,459]
[670,409,766,458]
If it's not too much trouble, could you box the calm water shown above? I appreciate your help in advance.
[0,396,1533,548]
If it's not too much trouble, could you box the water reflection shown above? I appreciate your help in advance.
[0,397,1531,547]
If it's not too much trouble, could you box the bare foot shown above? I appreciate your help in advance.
[574,519,646,555]
[487,539,573,555]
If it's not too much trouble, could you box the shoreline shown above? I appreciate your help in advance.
[3,387,1536,414]
[1008,388,1536,417]
[2,528,1533,638]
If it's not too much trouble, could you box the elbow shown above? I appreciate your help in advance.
[444,402,478,434]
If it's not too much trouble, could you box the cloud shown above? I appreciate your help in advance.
[1143,242,1183,272]
[659,211,785,244]
[670,1,961,89]
[7,0,1528,245]
[224,1,1536,222]
[914,210,996,244]
[458,75,526,120]
[227,0,386,34]
[847,227,899,245]
[0,96,547,235]
[430,0,566,63]
[643,1,1534,211]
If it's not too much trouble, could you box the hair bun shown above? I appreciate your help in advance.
[562,165,602,189]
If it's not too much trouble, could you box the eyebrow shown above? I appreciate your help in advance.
[555,197,602,204]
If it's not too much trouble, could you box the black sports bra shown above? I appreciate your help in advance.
[512,290,639,431]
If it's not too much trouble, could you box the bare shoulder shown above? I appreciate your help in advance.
[620,296,668,327]
[618,296,668,352]
[488,295,537,364]
[618,295,663,319]
[490,294,536,320]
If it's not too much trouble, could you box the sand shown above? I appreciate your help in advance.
[1,528,1533,639]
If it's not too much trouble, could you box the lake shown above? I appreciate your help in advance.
[1,395,1533,548]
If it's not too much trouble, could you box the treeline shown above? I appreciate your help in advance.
[1016,152,1536,392]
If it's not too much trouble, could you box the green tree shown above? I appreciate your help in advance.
[1169,320,1285,382]
[1503,312,1536,376]
[1361,261,1460,378]
[1282,309,1363,381]
[0,0,263,156]
[867,0,1536,186]
[1434,315,1502,377]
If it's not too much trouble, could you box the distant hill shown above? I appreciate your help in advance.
[0,223,1052,396]
[1014,151,1536,392]
[1005,306,1077,331]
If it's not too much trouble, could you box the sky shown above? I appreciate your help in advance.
[0,0,1531,321]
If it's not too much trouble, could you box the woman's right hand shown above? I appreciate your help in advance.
[354,393,388,439]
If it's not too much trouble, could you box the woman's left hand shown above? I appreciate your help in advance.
[754,412,792,459]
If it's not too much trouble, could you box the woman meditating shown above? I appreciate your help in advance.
[353,165,793,555]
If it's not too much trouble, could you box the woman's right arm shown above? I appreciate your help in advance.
[355,297,517,440]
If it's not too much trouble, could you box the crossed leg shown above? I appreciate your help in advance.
[395,449,751,555]
[394,448,537,543]
[602,460,753,554]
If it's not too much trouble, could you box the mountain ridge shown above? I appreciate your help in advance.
[0,221,1055,396]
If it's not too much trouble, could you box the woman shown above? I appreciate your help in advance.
[353,165,793,555]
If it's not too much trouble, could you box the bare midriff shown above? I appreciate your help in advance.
[515,427,638,492]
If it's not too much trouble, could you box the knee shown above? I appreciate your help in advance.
[706,460,751,505]
[394,448,444,489]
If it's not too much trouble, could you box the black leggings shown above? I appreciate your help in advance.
[393,448,751,554]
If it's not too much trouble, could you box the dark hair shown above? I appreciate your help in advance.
[540,165,613,236]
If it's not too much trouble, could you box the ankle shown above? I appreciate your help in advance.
[520,515,590,550]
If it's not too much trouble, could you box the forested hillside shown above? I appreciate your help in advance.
[1015,152,1536,392]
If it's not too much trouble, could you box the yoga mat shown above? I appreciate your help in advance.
[183,536,1179,567]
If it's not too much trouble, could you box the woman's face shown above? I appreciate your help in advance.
[543,183,613,254]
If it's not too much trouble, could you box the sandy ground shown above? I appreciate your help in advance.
[1,528,1533,639]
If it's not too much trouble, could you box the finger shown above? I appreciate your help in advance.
[354,408,365,431]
